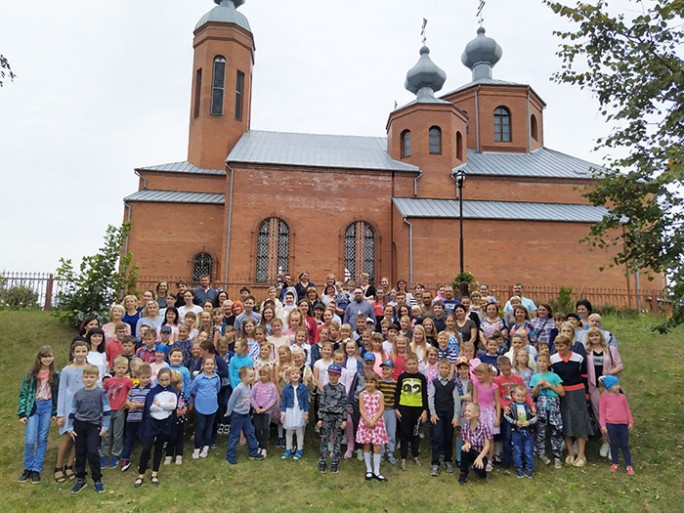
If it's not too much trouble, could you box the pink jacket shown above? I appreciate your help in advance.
[599,392,633,427]
[586,346,623,393]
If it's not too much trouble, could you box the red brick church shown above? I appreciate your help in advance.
[123,0,643,296]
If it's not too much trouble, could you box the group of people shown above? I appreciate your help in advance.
[17,273,635,494]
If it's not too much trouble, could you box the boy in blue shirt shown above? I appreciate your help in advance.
[225,366,264,464]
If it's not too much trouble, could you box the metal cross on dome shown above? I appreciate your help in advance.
[420,18,428,45]
[477,0,486,26]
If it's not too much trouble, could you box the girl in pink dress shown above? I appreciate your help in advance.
[472,363,500,472]
[356,372,388,481]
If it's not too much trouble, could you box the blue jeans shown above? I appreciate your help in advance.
[23,399,52,472]
[500,420,513,466]
[381,409,396,457]
[225,412,260,463]
[195,412,216,449]
[121,422,140,460]
[606,423,632,466]
[512,429,534,471]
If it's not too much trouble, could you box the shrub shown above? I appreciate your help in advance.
[556,286,573,316]
[0,284,39,310]
[452,272,477,297]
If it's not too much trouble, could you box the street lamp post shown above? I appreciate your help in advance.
[455,169,466,276]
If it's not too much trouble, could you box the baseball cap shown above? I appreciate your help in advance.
[363,353,376,362]
[380,360,395,368]
[327,363,342,374]
[160,326,172,334]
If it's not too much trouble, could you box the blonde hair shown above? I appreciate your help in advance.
[82,364,99,376]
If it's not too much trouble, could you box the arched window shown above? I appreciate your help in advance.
[494,106,511,142]
[456,131,463,160]
[235,70,245,120]
[344,221,376,282]
[531,114,538,141]
[192,252,213,282]
[429,126,442,154]
[211,56,226,116]
[256,218,289,283]
[401,130,411,158]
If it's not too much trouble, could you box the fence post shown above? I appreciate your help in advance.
[45,273,54,310]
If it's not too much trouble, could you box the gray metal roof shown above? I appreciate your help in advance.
[124,190,225,205]
[454,148,604,179]
[393,197,610,223]
[442,78,522,97]
[135,161,226,176]
[195,1,251,32]
[227,130,419,172]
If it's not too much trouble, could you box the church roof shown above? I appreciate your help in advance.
[441,77,523,96]
[393,198,609,223]
[454,148,603,179]
[227,130,420,172]
[135,161,226,176]
[124,190,225,205]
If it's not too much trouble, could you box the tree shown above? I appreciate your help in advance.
[0,53,15,87]
[544,0,684,331]
[54,222,139,329]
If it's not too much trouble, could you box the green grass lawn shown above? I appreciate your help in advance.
[1,311,682,512]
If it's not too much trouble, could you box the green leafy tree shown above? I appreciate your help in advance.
[544,0,684,331]
[0,53,15,87]
[55,222,139,328]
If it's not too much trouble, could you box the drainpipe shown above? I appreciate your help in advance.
[403,217,413,287]
[413,168,423,197]
[223,163,235,285]
[123,201,132,255]
[475,85,481,152]
[134,169,147,190]
[526,86,531,152]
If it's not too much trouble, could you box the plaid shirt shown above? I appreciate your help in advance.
[135,346,156,364]
[462,420,492,453]
[437,345,459,365]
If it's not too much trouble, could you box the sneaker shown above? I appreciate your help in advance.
[100,457,109,469]
[493,454,502,465]
[164,456,173,465]
[31,472,41,484]
[413,457,422,467]
[431,464,440,476]
[458,473,467,485]
[120,460,132,472]
[18,470,31,483]
[331,464,339,474]
[565,455,575,465]
[192,449,200,460]
[599,442,610,458]
[71,479,87,494]
[200,446,209,458]
[281,449,293,460]
[319,463,327,474]
[539,455,551,465]
[109,457,119,469]
[573,457,586,468]
[610,464,619,472]
[485,461,493,472]
[626,466,635,475]
[387,454,397,465]
[444,461,454,473]
[94,481,105,493]
[515,469,524,478]
[400,459,407,471]
[175,456,183,465]
[356,449,364,461]
[217,425,225,436]
[554,458,562,469]
[293,450,303,461]
[259,449,267,458]
[249,453,265,461]
[276,437,286,448]
[524,469,534,479]
[226,459,238,465]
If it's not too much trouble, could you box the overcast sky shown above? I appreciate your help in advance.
[1,0,611,273]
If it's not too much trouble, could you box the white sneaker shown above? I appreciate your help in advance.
[260,449,267,458]
[175,456,183,465]
[164,456,172,465]
[356,449,364,461]
[486,462,493,472]
[539,455,551,465]
[200,446,209,458]
[192,449,200,460]
[599,443,610,458]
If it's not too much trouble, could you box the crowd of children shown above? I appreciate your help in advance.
[17,276,635,493]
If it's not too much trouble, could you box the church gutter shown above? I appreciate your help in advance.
[223,163,235,285]
[526,86,531,153]
[134,169,147,190]
[123,202,132,256]
[475,85,481,152]
[403,217,414,287]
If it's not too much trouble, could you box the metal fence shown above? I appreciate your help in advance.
[0,271,66,309]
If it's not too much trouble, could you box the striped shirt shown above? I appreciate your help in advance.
[126,384,152,422]
[378,379,397,409]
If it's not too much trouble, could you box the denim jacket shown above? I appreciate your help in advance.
[280,382,310,413]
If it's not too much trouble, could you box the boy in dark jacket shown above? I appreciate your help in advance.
[317,363,347,474]
[503,385,538,478]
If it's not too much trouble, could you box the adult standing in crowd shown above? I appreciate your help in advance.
[155,281,169,309]
[122,295,141,334]
[294,271,314,302]
[442,285,460,314]
[503,283,537,316]
[343,288,376,332]
[178,290,203,324]
[359,272,376,301]
[194,275,218,306]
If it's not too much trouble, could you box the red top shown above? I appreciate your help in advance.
[599,392,633,427]
[494,373,534,408]
[105,340,124,370]
[103,376,134,411]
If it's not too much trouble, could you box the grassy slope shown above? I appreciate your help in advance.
[0,311,682,513]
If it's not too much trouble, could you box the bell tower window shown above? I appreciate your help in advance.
[211,56,226,116]
[494,106,511,142]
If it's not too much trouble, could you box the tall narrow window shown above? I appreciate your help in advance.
[456,131,463,160]
[235,70,244,120]
[256,218,289,283]
[530,114,538,141]
[344,222,376,283]
[192,252,213,282]
[194,68,202,119]
[429,126,442,154]
[211,56,226,116]
[494,106,511,142]
[401,130,411,158]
